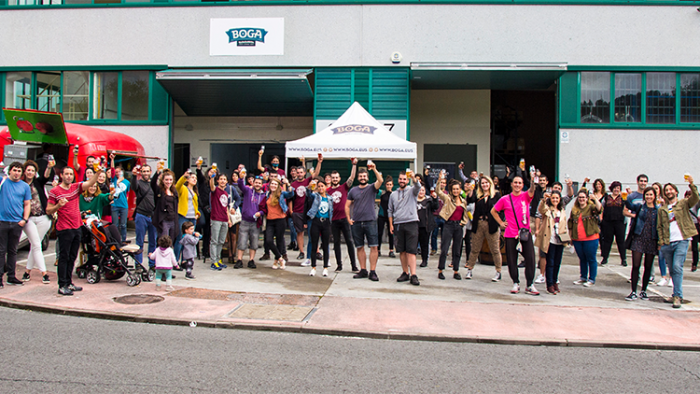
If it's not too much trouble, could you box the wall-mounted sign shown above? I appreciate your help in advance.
[210,18,284,56]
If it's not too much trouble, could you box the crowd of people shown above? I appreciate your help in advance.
[0,151,696,309]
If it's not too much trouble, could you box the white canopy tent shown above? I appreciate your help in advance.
[285,102,417,169]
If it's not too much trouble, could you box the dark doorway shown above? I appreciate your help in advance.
[210,143,299,176]
[423,143,477,175]
[490,90,556,180]
[173,143,190,177]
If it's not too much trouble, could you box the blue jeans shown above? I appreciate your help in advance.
[660,240,689,299]
[545,243,565,287]
[573,239,599,283]
[111,206,128,243]
[174,215,195,261]
[288,217,297,242]
[306,219,313,257]
[658,251,667,277]
[134,213,157,267]
[430,216,445,251]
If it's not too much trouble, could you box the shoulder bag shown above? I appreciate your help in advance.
[509,195,531,243]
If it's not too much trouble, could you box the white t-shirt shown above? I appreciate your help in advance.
[668,203,688,242]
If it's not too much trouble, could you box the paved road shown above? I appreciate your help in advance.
[3,307,698,393]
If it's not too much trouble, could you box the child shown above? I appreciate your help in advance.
[179,221,201,280]
[149,235,179,291]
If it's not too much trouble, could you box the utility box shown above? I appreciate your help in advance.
[3,143,42,163]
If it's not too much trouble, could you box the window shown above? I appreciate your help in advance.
[93,72,119,119]
[121,71,149,120]
[681,73,700,124]
[646,72,676,124]
[63,71,89,121]
[580,72,610,123]
[614,73,641,123]
[35,71,61,112]
[5,72,32,109]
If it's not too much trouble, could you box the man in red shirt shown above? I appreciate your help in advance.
[327,158,358,272]
[290,155,322,262]
[47,166,102,296]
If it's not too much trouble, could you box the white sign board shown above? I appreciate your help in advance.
[210,18,284,56]
[560,129,570,144]
[316,119,407,140]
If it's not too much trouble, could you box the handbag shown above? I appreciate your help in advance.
[229,207,242,226]
[556,232,571,243]
[509,195,531,243]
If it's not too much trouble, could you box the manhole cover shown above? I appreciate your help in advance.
[113,294,165,305]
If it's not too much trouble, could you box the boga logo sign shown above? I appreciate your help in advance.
[331,125,377,135]
[226,28,268,47]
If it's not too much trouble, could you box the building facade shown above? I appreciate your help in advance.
[1,1,699,186]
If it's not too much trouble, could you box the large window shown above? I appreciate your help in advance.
[1,70,167,124]
[614,73,641,123]
[646,72,676,124]
[580,72,610,123]
[681,73,700,123]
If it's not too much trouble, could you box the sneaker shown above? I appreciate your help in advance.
[599,259,608,266]
[185,273,195,280]
[639,291,649,300]
[301,259,311,267]
[309,268,316,276]
[210,263,223,271]
[233,260,243,269]
[525,285,540,295]
[322,268,329,277]
[673,295,681,309]
[335,264,343,272]
[438,272,445,280]
[518,261,526,268]
[621,260,628,267]
[388,251,396,258]
[453,272,461,280]
[573,279,586,285]
[583,281,594,287]
[22,272,30,282]
[155,285,162,291]
[68,284,83,292]
[166,285,175,291]
[368,271,379,281]
[297,252,305,260]
[397,272,410,282]
[649,275,655,283]
[57,287,73,296]
[219,260,228,269]
[272,261,279,270]
[492,272,502,282]
[42,275,50,284]
[410,275,420,286]
[279,258,286,270]
[535,274,546,284]
[377,250,382,257]
[667,278,674,288]
[656,278,668,287]
[6,277,23,286]
[625,292,638,301]
[260,253,270,261]
[547,286,556,295]
[247,260,257,269]
[430,250,437,256]
[510,283,520,294]
[353,269,368,279]
[351,264,359,272]
[420,261,428,268]
[464,269,473,279]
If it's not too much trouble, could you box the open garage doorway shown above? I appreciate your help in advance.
[490,90,557,182]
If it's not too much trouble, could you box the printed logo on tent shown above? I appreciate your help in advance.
[331,125,376,135]
[226,28,268,47]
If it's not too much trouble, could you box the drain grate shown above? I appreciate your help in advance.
[113,294,165,305]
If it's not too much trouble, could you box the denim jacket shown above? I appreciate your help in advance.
[273,190,295,214]
[631,203,658,240]
[306,189,333,220]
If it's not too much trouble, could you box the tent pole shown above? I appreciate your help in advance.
[285,155,289,178]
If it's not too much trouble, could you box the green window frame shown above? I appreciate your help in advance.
[560,70,700,129]
[0,69,169,125]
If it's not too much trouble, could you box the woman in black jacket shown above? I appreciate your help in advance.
[464,176,503,282]
[417,185,439,267]
[599,181,627,267]
[151,168,179,241]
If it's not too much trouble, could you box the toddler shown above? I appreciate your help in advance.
[179,221,201,280]
[149,235,179,291]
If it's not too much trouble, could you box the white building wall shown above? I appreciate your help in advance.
[0,5,698,68]
[410,90,491,173]
[558,128,696,189]
[98,125,169,168]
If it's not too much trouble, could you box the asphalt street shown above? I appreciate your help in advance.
[2,307,699,393]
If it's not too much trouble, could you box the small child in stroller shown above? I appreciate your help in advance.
[149,235,179,291]
[179,221,200,280]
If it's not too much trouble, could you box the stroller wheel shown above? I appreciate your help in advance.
[141,270,152,282]
[86,270,100,284]
[126,273,141,287]
[76,267,87,279]
[147,267,156,282]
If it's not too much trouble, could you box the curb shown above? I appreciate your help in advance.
[2,297,699,352]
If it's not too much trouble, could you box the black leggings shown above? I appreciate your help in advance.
[310,218,331,268]
[264,218,287,260]
[418,227,430,264]
[600,220,626,263]
[505,237,536,287]
[631,251,654,293]
[332,218,356,268]
[377,216,394,251]
[462,231,471,266]
[438,221,463,272]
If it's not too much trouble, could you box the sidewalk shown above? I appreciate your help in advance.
[2,232,699,350]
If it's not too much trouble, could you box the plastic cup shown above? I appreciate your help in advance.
[685,173,690,182]
[109,183,115,193]
[621,191,628,200]
[212,162,218,171]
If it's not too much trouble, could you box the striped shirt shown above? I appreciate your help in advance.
[48,182,83,231]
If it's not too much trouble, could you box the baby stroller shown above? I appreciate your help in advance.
[75,214,152,286]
